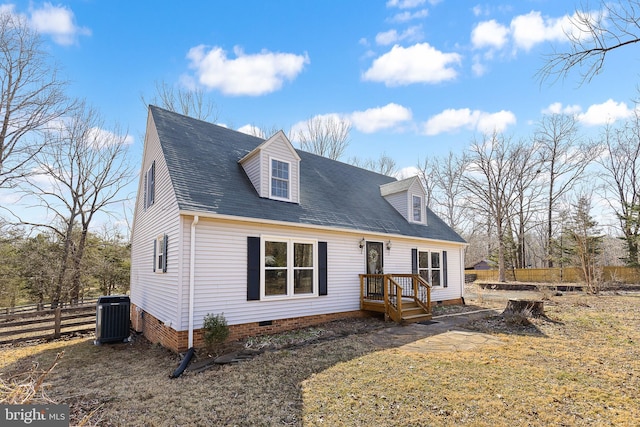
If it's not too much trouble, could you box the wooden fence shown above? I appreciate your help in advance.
[2,298,99,316]
[0,305,97,345]
[473,266,640,284]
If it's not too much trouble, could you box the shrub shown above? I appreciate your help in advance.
[202,313,230,350]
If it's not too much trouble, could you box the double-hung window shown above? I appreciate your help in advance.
[270,159,290,200]
[154,234,168,273]
[418,250,441,286]
[263,237,316,298]
[412,195,423,223]
[144,161,155,209]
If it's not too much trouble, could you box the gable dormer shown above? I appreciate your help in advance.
[380,176,427,225]
[239,131,301,203]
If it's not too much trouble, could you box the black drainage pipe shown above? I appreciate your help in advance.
[171,347,195,378]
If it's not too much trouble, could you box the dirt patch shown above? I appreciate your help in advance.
[2,290,639,426]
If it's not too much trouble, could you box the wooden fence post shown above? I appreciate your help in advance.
[54,308,62,338]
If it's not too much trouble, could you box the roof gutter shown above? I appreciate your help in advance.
[188,215,199,348]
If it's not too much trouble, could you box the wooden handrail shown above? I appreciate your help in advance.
[359,273,432,321]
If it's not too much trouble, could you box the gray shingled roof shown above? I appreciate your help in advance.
[150,105,465,244]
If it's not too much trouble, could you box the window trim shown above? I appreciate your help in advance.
[418,249,442,287]
[411,194,423,223]
[145,161,156,209]
[260,235,318,300]
[154,234,167,273]
[269,157,291,202]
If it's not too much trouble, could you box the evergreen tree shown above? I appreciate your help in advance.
[563,196,604,293]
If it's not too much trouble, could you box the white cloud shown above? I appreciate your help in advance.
[350,103,412,133]
[376,30,400,46]
[237,124,266,138]
[289,113,349,143]
[472,5,489,17]
[542,102,582,115]
[476,110,517,133]
[510,11,571,52]
[472,19,509,49]
[186,45,309,96]
[470,9,595,61]
[422,108,516,135]
[471,55,488,76]
[375,25,423,45]
[390,9,429,23]
[395,166,420,180]
[28,2,91,45]
[386,0,427,9]
[87,127,134,148]
[577,99,634,126]
[362,43,461,86]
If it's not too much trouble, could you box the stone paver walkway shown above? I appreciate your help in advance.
[398,330,505,353]
[370,308,506,353]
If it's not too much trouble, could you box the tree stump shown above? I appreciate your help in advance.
[502,299,545,317]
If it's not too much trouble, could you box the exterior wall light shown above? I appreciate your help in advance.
[359,238,366,250]
[386,240,392,250]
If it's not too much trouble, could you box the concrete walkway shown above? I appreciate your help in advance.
[370,308,506,353]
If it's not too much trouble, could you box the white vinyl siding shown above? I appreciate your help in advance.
[240,151,261,196]
[384,192,408,219]
[175,216,466,331]
[381,178,427,225]
[239,132,300,202]
[408,179,427,225]
[130,113,182,329]
[259,136,299,203]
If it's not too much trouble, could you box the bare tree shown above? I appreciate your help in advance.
[539,0,640,84]
[0,11,71,190]
[535,113,599,267]
[428,152,470,234]
[416,156,437,209]
[21,102,135,305]
[295,115,350,160]
[349,152,397,176]
[462,132,526,282]
[509,142,545,268]
[599,116,640,266]
[141,80,218,122]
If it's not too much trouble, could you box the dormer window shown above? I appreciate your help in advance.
[413,195,423,222]
[270,158,290,200]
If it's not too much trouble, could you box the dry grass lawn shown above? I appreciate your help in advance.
[1,291,639,426]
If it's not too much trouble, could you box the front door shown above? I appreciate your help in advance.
[366,241,384,297]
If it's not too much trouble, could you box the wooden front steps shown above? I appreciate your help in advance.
[360,274,433,325]
[398,300,432,324]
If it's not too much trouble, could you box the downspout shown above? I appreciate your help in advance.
[171,215,199,379]
[188,215,199,348]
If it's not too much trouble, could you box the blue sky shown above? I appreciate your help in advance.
[2,0,639,229]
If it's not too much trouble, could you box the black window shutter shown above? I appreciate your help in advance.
[143,173,147,210]
[247,237,260,300]
[152,238,156,272]
[162,234,168,273]
[411,248,418,274]
[150,161,155,205]
[318,242,327,296]
[442,250,448,287]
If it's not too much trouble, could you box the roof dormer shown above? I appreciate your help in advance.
[380,176,427,225]
[239,131,301,203]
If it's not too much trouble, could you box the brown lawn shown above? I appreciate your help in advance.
[1,290,639,426]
